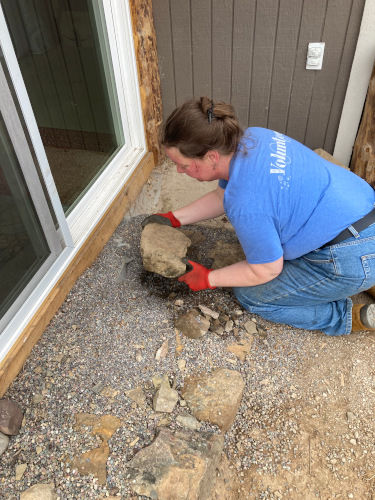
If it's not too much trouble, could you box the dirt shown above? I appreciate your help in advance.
[134,161,375,500]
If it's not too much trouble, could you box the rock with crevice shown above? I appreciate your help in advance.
[126,428,224,500]
[181,369,245,432]
[141,223,191,278]
[0,399,23,436]
[175,309,211,339]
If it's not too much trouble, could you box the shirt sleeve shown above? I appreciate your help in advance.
[231,213,284,264]
[218,179,228,189]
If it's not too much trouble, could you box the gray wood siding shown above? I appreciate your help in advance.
[152,0,365,153]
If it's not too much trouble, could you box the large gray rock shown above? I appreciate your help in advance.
[20,483,58,499]
[0,399,23,436]
[141,224,191,278]
[127,428,224,500]
[181,369,245,432]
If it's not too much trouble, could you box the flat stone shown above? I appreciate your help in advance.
[198,305,220,319]
[15,463,27,480]
[126,387,146,406]
[244,320,258,335]
[74,413,121,441]
[226,337,254,361]
[152,373,170,389]
[0,399,23,435]
[153,385,179,413]
[176,413,200,430]
[181,369,245,432]
[175,309,211,339]
[20,483,58,500]
[72,441,109,484]
[141,224,191,278]
[208,240,246,269]
[0,431,10,456]
[127,428,224,500]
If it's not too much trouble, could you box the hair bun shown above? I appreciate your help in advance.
[200,96,236,120]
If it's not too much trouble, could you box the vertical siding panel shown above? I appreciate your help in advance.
[191,0,211,98]
[212,0,233,102]
[170,0,193,105]
[231,0,256,127]
[267,0,303,133]
[304,0,353,150]
[152,0,176,118]
[249,0,279,128]
[286,0,327,143]
[324,0,365,152]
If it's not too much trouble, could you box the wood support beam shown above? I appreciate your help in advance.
[350,61,375,185]
[129,0,164,165]
[0,153,154,397]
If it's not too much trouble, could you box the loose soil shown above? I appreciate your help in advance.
[1,162,375,500]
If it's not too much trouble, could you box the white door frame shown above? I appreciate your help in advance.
[334,0,375,167]
[0,0,146,363]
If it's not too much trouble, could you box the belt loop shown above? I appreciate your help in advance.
[348,225,360,238]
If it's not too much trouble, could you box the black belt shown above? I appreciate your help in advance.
[323,207,375,248]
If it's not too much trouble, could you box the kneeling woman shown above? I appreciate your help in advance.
[143,97,375,336]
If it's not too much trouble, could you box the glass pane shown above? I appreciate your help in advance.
[3,0,125,213]
[0,114,50,320]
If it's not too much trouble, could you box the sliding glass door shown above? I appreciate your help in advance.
[0,0,145,355]
[2,0,125,213]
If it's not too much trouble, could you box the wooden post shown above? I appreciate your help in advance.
[129,0,164,165]
[350,60,375,186]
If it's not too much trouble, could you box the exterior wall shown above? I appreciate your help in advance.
[153,0,365,153]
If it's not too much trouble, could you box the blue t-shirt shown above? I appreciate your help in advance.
[219,128,375,264]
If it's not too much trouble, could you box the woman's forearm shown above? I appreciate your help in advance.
[173,187,225,225]
[208,258,284,288]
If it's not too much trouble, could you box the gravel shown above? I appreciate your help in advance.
[1,215,375,499]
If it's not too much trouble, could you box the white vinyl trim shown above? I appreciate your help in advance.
[333,0,375,166]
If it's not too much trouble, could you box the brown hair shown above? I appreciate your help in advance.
[161,97,243,158]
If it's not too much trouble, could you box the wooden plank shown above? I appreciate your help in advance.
[170,0,193,104]
[324,0,365,152]
[304,0,354,150]
[231,0,256,127]
[191,0,211,98]
[350,61,375,186]
[267,0,303,133]
[152,0,176,119]
[0,152,155,397]
[248,0,278,128]
[212,0,234,102]
[286,0,326,143]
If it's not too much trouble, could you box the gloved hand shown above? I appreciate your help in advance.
[141,211,181,228]
[178,260,216,291]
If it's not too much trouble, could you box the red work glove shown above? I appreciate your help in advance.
[178,260,216,291]
[141,211,181,228]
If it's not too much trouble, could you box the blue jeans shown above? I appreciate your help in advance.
[233,223,375,336]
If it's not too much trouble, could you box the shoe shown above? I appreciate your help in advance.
[366,286,375,300]
[352,304,375,331]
